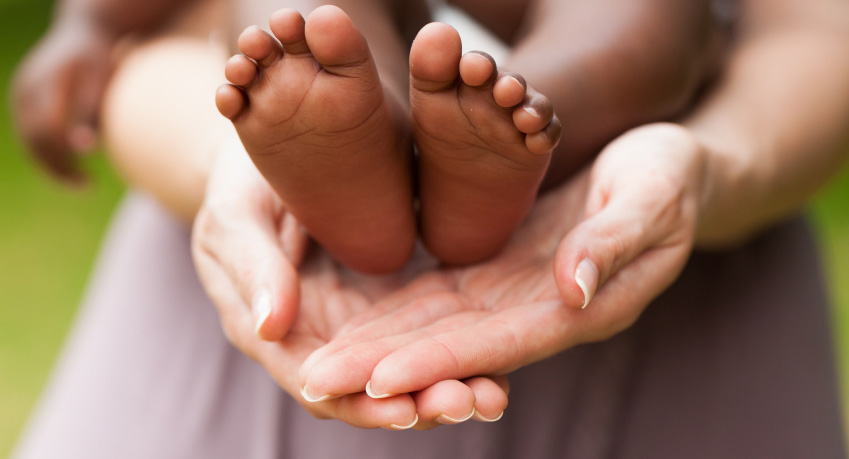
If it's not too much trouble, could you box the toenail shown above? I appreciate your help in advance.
[524,106,539,117]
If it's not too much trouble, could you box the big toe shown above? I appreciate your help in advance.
[304,5,373,73]
[410,22,462,92]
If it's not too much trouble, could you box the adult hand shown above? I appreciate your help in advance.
[192,143,509,430]
[11,17,114,184]
[297,123,703,400]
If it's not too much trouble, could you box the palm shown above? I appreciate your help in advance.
[300,124,701,400]
[295,172,589,400]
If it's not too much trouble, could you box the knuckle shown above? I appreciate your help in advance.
[595,226,630,272]
[194,200,236,241]
[598,311,642,341]
[233,257,260,286]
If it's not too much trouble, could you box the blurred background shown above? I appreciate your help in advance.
[1,0,848,455]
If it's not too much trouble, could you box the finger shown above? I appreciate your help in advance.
[467,375,509,422]
[363,237,689,404]
[412,376,509,430]
[193,248,420,429]
[336,394,420,430]
[412,380,476,429]
[552,179,694,311]
[365,299,574,397]
[194,149,303,340]
[194,207,300,341]
[300,308,486,401]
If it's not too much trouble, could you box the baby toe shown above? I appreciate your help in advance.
[459,51,496,87]
[215,84,247,120]
[237,26,282,67]
[493,72,527,108]
[224,54,258,87]
[513,92,554,134]
[525,115,562,155]
[270,8,310,55]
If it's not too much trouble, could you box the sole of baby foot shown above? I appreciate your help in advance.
[410,22,561,265]
[216,6,416,274]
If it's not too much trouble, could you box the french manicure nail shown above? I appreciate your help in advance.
[436,410,475,425]
[365,380,393,399]
[575,259,599,309]
[252,289,272,336]
[300,385,331,403]
[524,106,539,118]
[472,409,505,422]
[387,414,418,431]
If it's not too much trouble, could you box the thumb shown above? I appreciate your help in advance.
[240,239,300,343]
[552,190,691,312]
[194,211,301,341]
[552,201,645,310]
[193,145,306,341]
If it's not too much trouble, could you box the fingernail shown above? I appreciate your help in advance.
[575,259,599,309]
[365,380,393,399]
[252,289,272,336]
[524,106,539,118]
[472,409,505,422]
[436,410,475,425]
[386,414,418,431]
[300,385,331,403]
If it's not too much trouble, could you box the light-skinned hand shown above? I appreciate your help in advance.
[192,143,509,430]
[11,17,114,184]
[297,123,702,403]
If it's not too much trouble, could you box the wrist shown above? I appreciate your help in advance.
[691,129,757,248]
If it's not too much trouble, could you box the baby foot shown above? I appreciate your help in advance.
[410,23,561,265]
[216,6,415,274]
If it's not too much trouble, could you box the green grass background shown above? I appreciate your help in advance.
[1,0,848,455]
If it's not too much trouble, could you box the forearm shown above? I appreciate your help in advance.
[689,1,849,247]
[507,0,718,188]
[102,34,233,224]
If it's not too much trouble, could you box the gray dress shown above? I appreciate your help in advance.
[12,193,846,458]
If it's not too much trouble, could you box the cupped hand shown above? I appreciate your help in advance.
[11,17,115,183]
[298,123,705,401]
[191,142,509,430]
